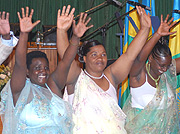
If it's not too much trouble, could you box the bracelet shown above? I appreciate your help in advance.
[69,40,79,46]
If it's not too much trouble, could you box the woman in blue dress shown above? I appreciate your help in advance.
[0,6,78,134]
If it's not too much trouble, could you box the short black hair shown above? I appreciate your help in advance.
[78,40,104,62]
[26,51,49,69]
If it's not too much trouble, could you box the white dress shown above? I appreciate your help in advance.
[72,70,127,134]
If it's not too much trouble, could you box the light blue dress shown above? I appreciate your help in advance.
[0,78,74,134]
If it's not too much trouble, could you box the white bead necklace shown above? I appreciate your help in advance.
[84,70,104,79]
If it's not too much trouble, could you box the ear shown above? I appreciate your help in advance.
[27,69,30,78]
[83,56,86,63]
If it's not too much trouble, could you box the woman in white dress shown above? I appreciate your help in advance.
[58,6,151,134]
[123,14,180,133]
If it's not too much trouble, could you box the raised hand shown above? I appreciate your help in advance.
[0,11,10,36]
[17,7,40,33]
[72,13,93,38]
[57,5,75,31]
[156,14,177,36]
[136,6,151,29]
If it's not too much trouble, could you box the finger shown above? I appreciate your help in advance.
[29,9,34,18]
[87,24,93,30]
[169,21,177,28]
[17,12,21,20]
[61,6,66,15]
[79,12,84,22]
[136,6,142,15]
[168,17,174,25]
[167,31,176,35]
[32,20,41,28]
[82,13,87,23]
[164,14,169,23]
[5,12,9,21]
[136,6,140,14]
[21,8,25,18]
[160,14,163,23]
[57,9,61,18]
[141,8,146,14]
[26,7,29,17]
[69,7,75,16]
[65,5,71,16]
[72,20,76,28]
[2,11,5,20]
[70,14,74,22]
[85,17,91,25]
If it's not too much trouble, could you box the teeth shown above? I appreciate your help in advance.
[159,70,163,73]
[39,76,46,78]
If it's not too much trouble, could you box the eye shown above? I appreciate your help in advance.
[45,66,49,70]
[34,66,41,70]
[91,53,97,57]
[102,53,106,57]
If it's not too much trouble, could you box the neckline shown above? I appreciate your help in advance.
[84,70,104,79]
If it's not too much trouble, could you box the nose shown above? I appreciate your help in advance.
[40,67,47,73]
[97,54,103,60]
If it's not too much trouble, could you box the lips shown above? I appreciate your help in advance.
[38,74,48,82]
[96,61,104,65]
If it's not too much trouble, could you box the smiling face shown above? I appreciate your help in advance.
[84,45,107,75]
[148,41,172,77]
[27,57,50,87]
[149,55,172,76]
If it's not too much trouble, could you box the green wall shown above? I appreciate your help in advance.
[0,0,174,59]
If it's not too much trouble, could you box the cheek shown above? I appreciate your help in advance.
[35,71,38,74]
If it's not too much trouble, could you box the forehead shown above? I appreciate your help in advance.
[154,55,172,64]
[31,58,49,66]
[89,45,106,53]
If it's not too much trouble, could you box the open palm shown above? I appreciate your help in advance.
[17,7,40,33]
[57,5,75,31]
[136,6,151,29]
[157,14,177,36]
[0,12,10,35]
[73,13,93,38]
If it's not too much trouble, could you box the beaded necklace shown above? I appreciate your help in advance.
[146,63,160,88]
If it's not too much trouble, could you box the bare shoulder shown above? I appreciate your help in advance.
[104,67,115,85]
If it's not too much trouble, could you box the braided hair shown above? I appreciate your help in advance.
[150,39,172,59]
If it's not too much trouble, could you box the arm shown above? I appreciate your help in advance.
[105,6,151,86]
[56,5,93,85]
[130,14,177,77]
[48,6,80,96]
[175,57,180,73]
[10,7,40,104]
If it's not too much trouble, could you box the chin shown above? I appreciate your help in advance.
[96,67,105,72]
[38,83,46,88]
[157,71,163,76]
